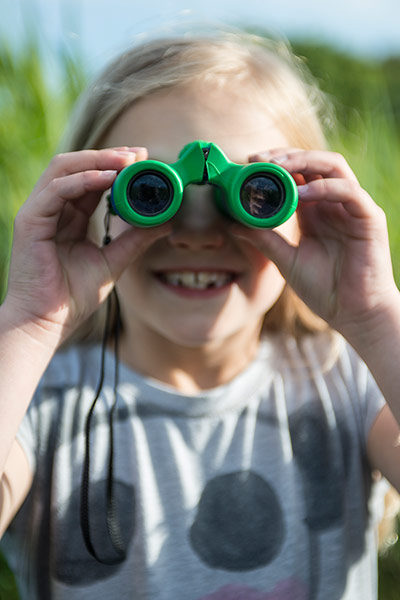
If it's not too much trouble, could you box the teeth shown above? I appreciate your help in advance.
[167,273,181,286]
[198,272,216,286]
[162,271,233,290]
[180,272,196,287]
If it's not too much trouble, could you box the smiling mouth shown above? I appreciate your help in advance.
[156,271,237,290]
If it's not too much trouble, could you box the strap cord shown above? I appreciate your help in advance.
[80,210,127,564]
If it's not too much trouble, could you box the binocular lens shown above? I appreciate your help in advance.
[240,174,285,219]
[126,171,173,216]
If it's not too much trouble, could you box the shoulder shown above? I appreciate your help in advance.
[41,344,101,389]
[21,345,104,450]
[297,331,374,379]
[26,344,103,417]
[274,331,385,423]
[273,329,369,382]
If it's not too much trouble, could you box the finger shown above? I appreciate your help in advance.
[249,148,341,187]
[23,170,118,227]
[296,199,352,240]
[102,223,172,282]
[298,179,381,219]
[269,150,359,182]
[230,224,297,282]
[249,147,303,162]
[54,190,105,242]
[33,147,148,194]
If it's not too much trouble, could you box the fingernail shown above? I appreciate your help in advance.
[298,184,309,195]
[270,155,288,164]
[249,152,270,162]
[100,170,117,178]
[115,150,135,157]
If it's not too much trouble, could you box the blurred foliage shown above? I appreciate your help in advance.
[291,41,400,285]
[0,550,18,600]
[0,34,86,301]
[379,516,400,600]
[292,41,400,136]
[0,30,400,600]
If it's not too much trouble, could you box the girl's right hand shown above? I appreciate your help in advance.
[3,148,170,349]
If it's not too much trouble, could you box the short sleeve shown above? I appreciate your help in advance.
[14,384,42,474]
[301,332,387,453]
[336,338,386,447]
[13,346,85,476]
[351,348,386,442]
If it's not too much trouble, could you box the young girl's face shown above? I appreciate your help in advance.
[102,85,297,352]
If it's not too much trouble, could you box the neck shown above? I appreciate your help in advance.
[117,321,263,394]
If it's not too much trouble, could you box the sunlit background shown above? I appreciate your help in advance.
[3,0,400,68]
[0,1,400,598]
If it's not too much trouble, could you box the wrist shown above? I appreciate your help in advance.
[339,290,400,365]
[0,300,64,358]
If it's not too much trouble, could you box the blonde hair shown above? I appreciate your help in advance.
[61,31,332,345]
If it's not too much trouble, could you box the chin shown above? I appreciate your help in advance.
[159,321,241,349]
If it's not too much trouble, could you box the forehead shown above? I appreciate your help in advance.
[102,85,289,164]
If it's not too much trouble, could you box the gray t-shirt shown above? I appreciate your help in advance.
[1,333,387,600]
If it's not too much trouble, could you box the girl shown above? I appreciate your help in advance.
[1,32,400,600]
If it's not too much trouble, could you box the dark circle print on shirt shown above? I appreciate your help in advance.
[288,402,349,531]
[190,470,285,571]
[53,480,135,584]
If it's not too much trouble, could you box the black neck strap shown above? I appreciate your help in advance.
[80,212,127,565]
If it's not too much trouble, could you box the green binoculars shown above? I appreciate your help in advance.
[110,140,298,228]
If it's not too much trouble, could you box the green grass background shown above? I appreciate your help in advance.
[0,30,400,599]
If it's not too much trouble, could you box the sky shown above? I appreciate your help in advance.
[2,0,400,77]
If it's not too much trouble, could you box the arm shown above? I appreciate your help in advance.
[0,306,57,535]
[0,440,33,538]
[0,147,170,530]
[349,297,400,491]
[0,304,58,485]
[233,148,400,490]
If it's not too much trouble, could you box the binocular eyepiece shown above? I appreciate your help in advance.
[109,140,298,228]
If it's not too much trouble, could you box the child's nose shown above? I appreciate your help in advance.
[167,185,227,250]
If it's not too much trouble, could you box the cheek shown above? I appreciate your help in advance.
[254,261,286,302]
[237,214,298,301]
[276,213,300,244]
[239,243,286,302]
[110,217,132,237]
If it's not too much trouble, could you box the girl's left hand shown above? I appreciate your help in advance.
[233,149,398,340]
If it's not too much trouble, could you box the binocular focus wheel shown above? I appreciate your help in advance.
[239,174,286,219]
[126,170,174,217]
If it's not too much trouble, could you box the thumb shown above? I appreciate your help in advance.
[231,224,298,282]
[101,223,171,283]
